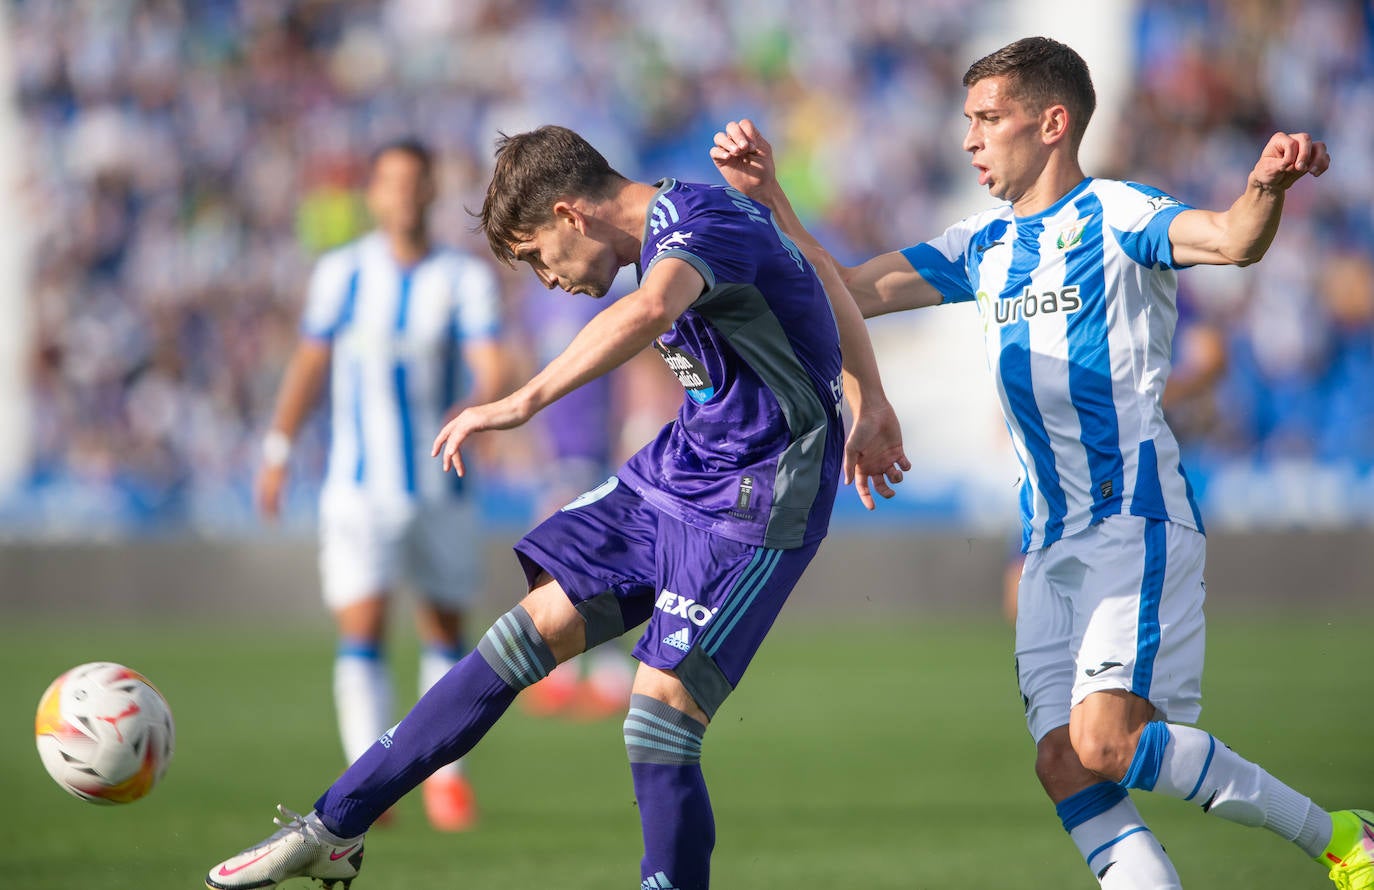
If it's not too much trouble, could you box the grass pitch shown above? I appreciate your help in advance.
[3,609,1370,889]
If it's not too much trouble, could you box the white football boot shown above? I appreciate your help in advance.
[206,805,364,889]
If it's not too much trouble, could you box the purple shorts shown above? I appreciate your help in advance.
[514,476,821,718]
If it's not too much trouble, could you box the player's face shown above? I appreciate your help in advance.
[962,76,1050,204]
[509,216,619,298]
[367,149,434,238]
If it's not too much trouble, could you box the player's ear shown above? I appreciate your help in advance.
[552,201,586,233]
[1042,104,1070,146]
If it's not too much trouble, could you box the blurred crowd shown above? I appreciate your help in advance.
[4,0,1371,534]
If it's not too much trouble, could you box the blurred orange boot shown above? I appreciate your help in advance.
[423,772,478,832]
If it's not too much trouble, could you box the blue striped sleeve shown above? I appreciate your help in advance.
[900,243,975,304]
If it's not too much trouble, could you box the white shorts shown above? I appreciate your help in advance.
[1015,514,1206,742]
[318,490,484,611]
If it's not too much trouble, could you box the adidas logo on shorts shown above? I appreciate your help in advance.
[662,627,691,652]
[642,871,678,889]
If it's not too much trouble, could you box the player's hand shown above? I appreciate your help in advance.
[710,119,778,201]
[431,396,531,477]
[1251,132,1330,192]
[254,465,286,521]
[843,403,911,510]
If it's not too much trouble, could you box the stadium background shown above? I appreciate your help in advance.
[1,1,1371,888]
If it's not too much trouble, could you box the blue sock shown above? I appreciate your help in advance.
[315,606,555,837]
[626,695,714,890]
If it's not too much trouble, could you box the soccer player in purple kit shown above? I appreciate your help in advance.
[205,124,908,890]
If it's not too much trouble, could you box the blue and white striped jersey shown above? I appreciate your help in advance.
[902,178,1205,552]
[301,232,502,504]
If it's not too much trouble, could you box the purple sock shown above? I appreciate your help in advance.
[626,695,714,890]
[316,606,555,837]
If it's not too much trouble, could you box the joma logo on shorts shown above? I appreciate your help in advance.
[655,591,718,627]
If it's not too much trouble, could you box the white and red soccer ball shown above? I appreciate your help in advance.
[34,662,175,804]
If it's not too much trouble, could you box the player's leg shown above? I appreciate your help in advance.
[627,523,821,890]
[408,499,482,830]
[319,502,398,769]
[205,477,657,888]
[312,576,581,837]
[1064,517,1362,885]
[412,597,478,831]
[1017,536,1182,888]
[627,665,713,890]
[205,577,583,890]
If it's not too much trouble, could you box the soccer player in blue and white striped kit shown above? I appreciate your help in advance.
[713,35,1366,890]
[254,139,505,832]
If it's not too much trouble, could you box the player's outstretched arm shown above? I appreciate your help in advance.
[431,259,704,477]
[256,339,330,519]
[1170,131,1330,267]
[711,118,909,507]
[710,118,940,318]
[805,229,910,508]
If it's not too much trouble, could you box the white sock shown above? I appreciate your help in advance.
[1059,783,1181,888]
[419,644,464,778]
[1127,722,1332,857]
[333,645,393,763]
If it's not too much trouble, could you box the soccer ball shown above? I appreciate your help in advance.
[34,662,175,804]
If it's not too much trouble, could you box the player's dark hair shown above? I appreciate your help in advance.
[369,137,434,178]
[478,125,627,266]
[963,37,1096,149]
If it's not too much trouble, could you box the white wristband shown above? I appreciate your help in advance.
[262,430,292,467]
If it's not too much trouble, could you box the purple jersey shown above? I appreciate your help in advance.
[617,180,844,549]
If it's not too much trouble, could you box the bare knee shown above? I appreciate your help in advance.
[1069,691,1156,781]
[1069,722,1139,781]
[335,595,388,641]
[520,573,586,663]
[1035,727,1099,799]
[632,664,709,727]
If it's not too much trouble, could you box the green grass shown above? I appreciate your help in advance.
[2,610,1370,889]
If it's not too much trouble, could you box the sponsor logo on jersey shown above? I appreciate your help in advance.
[654,339,715,403]
[378,721,401,748]
[655,590,719,627]
[985,285,1083,326]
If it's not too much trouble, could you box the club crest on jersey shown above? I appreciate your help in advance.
[1055,219,1087,250]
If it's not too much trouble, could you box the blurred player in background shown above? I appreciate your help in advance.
[711,35,1363,890]
[208,123,907,890]
[254,139,505,833]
